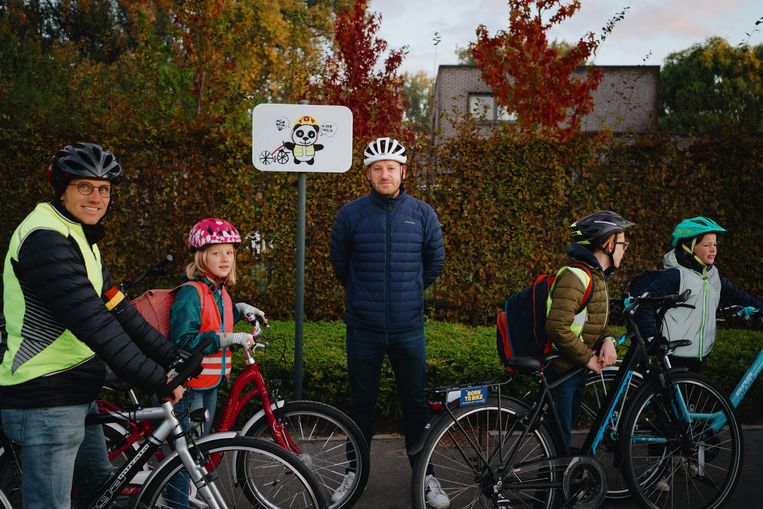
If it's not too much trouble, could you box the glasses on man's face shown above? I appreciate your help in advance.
[69,182,111,198]
[614,240,630,251]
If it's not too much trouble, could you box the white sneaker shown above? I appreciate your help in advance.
[331,471,356,504]
[425,475,450,509]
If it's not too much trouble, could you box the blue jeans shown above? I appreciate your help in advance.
[548,369,587,449]
[346,327,429,466]
[1,401,112,509]
[166,388,218,508]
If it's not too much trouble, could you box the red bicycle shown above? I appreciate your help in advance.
[101,324,370,509]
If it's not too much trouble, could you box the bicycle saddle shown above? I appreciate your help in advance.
[505,355,544,374]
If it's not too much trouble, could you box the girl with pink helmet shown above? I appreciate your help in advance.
[167,217,267,506]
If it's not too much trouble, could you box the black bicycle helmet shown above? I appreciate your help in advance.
[48,143,124,197]
[571,210,635,249]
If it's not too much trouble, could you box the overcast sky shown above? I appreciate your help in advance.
[368,0,763,76]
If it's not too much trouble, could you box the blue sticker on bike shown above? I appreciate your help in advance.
[460,386,487,406]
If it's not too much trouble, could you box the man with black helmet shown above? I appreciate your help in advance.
[545,210,635,448]
[0,143,185,508]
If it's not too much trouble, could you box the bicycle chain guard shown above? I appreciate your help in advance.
[562,456,607,509]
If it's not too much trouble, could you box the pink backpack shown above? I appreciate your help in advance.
[132,282,203,337]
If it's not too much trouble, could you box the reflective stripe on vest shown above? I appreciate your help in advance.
[546,266,592,340]
[0,203,101,385]
[186,282,234,389]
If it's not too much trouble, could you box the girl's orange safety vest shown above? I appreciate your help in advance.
[186,281,234,389]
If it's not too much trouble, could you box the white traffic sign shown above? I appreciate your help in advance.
[252,104,353,173]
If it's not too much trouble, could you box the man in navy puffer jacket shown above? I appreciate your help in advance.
[330,137,446,506]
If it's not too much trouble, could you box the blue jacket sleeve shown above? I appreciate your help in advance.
[719,277,763,309]
[169,284,220,355]
[329,208,350,287]
[632,269,681,340]
[422,207,445,289]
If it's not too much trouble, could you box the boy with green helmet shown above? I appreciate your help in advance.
[634,216,761,372]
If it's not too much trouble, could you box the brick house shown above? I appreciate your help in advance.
[432,65,660,141]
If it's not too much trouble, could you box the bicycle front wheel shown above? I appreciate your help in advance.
[411,396,558,509]
[621,372,743,509]
[244,400,370,509]
[134,436,327,509]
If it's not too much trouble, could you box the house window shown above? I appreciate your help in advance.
[468,93,516,122]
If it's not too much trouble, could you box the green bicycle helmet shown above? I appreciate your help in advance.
[671,217,726,248]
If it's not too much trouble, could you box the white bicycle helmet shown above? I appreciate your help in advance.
[363,137,407,166]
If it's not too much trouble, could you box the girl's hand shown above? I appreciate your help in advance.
[235,302,267,324]
[218,332,254,349]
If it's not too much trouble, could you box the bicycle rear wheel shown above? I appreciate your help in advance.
[134,436,327,509]
[411,396,558,509]
[244,400,370,509]
[578,366,642,499]
[621,372,743,509]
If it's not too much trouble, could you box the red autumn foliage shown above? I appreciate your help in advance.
[472,0,603,141]
[314,0,410,143]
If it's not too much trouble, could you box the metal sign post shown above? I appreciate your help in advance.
[252,103,352,399]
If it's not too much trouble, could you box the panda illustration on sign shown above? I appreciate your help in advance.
[283,115,324,165]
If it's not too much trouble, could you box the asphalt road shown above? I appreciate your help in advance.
[356,426,763,509]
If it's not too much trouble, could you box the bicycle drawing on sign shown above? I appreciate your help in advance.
[258,114,338,167]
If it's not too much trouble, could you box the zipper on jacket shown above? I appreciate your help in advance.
[699,276,708,361]
[385,201,391,333]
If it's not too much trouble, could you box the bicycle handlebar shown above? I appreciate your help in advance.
[622,289,692,315]
[120,254,174,294]
[718,304,762,320]
[156,336,210,399]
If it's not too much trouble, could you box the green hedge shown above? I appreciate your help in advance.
[4,130,762,328]
[217,319,761,431]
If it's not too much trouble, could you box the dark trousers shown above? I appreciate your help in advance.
[346,326,429,467]
[548,369,587,450]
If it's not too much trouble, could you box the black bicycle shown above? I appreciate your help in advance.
[409,291,742,509]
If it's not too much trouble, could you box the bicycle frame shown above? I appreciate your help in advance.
[420,295,699,501]
[215,345,302,453]
[86,401,226,509]
[99,341,303,460]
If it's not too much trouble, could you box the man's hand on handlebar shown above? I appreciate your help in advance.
[163,384,185,405]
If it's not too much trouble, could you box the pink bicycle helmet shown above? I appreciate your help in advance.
[188,218,241,251]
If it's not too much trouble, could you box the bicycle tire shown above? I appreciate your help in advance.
[410,396,558,509]
[134,435,327,509]
[243,400,370,509]
[577,366,642,499]
[620,372,743,509]
[0,440,21,508]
